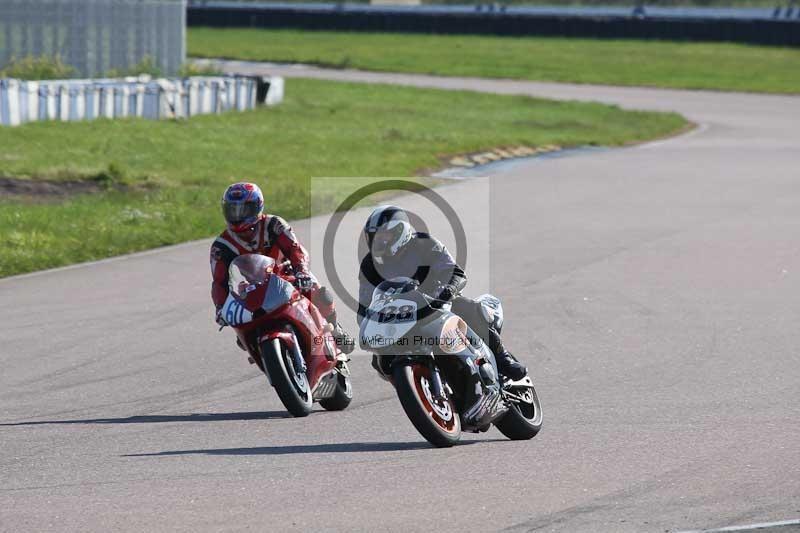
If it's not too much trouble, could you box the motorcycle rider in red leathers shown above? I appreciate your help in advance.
[211,182,354,354]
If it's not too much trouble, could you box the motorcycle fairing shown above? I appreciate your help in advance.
[261,274,296,314]
[360,297,418,351]
[222,274,296,327]
[268,297,338,389]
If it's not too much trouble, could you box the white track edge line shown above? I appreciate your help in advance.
[676,518,800,533]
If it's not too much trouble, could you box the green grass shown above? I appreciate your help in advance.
[0,55,76,80]
[0,78,686,277]
[188,28,800,94]
[0,53,222,80]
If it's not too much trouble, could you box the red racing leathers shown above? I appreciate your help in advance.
[210,214,335,319]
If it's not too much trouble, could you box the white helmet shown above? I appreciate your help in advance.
[364,205,413,262]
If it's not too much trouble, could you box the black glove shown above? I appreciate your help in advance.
[436,284,457,303]
[295,271,315,291]
[430,284,457,308]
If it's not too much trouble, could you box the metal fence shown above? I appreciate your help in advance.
[0,0,186,77]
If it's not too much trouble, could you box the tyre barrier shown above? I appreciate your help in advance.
[187,3,800,47]
[0,75,284,127]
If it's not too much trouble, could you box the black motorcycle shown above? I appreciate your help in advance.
[359,278,542,447]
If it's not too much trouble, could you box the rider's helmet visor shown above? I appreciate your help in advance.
[223,201,261,226]
[372,223,405,257]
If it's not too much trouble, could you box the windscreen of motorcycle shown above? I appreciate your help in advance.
[370,277,418,303]
[261,274,295,314]
[228,254,276,299]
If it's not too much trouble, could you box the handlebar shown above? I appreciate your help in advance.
[416,283,453,307]
[272,260,298,285]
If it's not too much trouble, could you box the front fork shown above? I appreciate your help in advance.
[286,331,307,373]
[261,328,307,374]
[428,359,446,399]
[390,355,448,400]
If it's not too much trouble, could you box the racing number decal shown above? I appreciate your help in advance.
[378,304,415,323]
[377,306,396,323]
[397,305,414,321]
[225,299,246,326]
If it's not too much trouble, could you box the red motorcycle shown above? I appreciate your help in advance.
[219,254,352,417]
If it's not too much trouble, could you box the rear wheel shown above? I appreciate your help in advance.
[260,337,313,417]
[494,381,542,440]
[319,368,353,411]
[393,362,461,448]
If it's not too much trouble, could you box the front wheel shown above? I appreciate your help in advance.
[494,381,542,440]
[261,337,313,417]
[393,362,461,448]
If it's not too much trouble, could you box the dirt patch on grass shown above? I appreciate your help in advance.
[0,165,161,202]
[0,176,109,200]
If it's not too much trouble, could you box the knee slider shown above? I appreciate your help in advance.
[477,294,504,330]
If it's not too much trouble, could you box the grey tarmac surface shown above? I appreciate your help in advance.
[2,64,799,532]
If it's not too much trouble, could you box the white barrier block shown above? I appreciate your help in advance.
[46,86,57,120]
[104,88,114,118]
[0,84,5,126]
[59,87,69,121]
[265,77,284,106]
[72,86,85,121]
[157,80,176,119]
[135,85,146,117]
[218,80,228,112]
[189,81,199,116]
[237,78,248,111]
[88,85,100,120]
[202,82,212,114]
[96,88,106,119]
[27,82,39,123]
[7,80,21,126]
[121,86,130,117]
[16,82,29,124]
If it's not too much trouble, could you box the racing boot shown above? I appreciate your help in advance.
[324,310,355,355]
[486,327,527,381]
[496,351,527,381]
[332,321,355,355]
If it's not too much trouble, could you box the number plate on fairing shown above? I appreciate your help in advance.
[222,294,253,327]
[361,298,417,349]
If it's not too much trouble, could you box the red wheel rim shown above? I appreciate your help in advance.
[411,364,458,434]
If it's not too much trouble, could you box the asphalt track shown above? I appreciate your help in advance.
[2,65,799,532]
